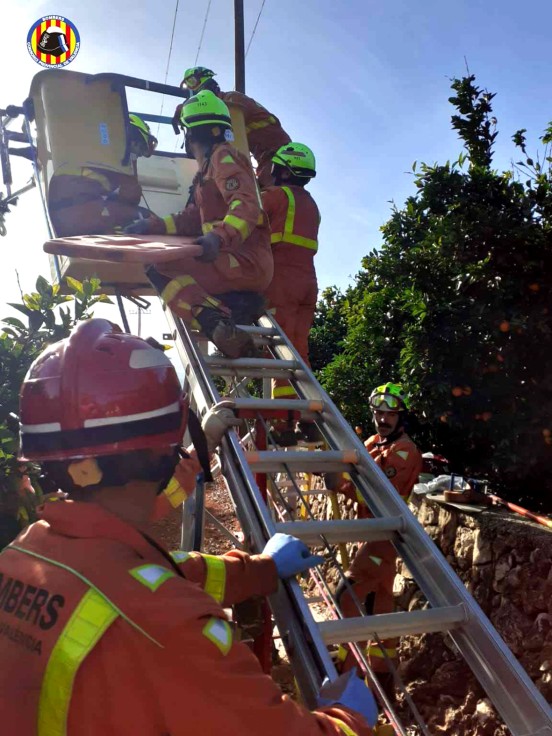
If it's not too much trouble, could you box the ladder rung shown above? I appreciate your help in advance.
[245,450,358,473]
[318,604,467,643]
[235,325,279,336]
[234,398,324,413]
[206,357,298,371]
[275,517,404,544]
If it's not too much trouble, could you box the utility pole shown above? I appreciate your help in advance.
[234,0,245,92]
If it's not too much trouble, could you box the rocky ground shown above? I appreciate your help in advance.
[149,480,552,734]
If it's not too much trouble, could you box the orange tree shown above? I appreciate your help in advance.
[311,76,552,510]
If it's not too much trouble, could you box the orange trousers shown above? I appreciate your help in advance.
[338,540,399,673]
[158,245,273,329]
[265,262,317,400]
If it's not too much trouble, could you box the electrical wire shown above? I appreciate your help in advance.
[194,0,213,65]
[156,0,181,138]
[245,0,267,58]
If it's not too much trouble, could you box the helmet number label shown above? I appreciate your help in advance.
[99,123,110,146]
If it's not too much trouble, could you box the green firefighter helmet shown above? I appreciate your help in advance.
[272,142,316,178]
[369,383,410,412]
[180,90,232,131]
[128,114,158,156]
[181,66,216,92]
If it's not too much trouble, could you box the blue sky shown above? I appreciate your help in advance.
[2,0,552,328]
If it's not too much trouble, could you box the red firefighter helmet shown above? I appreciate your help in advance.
[19,319,188,462]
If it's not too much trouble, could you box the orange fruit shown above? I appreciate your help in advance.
[452,386,463,397]
[542,429,552,437]
[440,414,448,423]
[529,283,540,292]
[462,386,472,395]
[496,354,505,363]
[499,321,510,332]
[481,412,493,422]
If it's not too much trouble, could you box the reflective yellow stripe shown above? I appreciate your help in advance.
[367,645,397,658]
[272,385,298,398]
[355,488,368,506]
[38,590,118,736]
[271,187,318,251]
[202,554,226,603]
[223,214,250,241]
[163,215,177,234]
[245,119,273,132]
[336,644,348,662]
[368,555,383,566]
[202,220,223,234]
[161,275,197,304]
[55,168,111,192]
[229,199,242,210]
[330,718,359,736]
[162,477,187,509]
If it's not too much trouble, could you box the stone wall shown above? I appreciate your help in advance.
[394,496,552,734]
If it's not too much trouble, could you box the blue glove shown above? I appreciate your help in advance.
[124,218,152,235]
[318,669,378,727]
[262,533,324,578]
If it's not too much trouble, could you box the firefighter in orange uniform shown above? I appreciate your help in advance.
[261,143,320,445]
[0,318,378,735]
[48,114,156,237]
[180,66,291,188]
[327,384,422,688]
[126,90,272,359]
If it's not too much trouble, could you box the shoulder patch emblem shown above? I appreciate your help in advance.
[225,177,240,191]
[385,467,397,478]
[129,564,175,592]
[396,450,409,461]
[203,617,233,656]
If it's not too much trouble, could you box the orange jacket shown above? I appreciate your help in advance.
[0,501,372,736]
[338,431,422,515]
[152,142,271,258]
[262,184,320,270]
[220,91,291,164]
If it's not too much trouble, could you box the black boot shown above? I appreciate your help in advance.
[196,307,257,359]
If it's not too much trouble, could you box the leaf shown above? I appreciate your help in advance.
[66,277,84,296]
[35,275,53,298]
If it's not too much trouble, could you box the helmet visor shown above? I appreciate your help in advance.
[370,393,403,411]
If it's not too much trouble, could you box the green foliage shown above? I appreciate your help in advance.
[0,276,111,545]
[313,75,552,510]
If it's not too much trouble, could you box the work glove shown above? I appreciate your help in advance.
[201,400,242,452]
[194,232,221,263]
[318,669,378,727]
[124,218,152,235]
[262,533,324,578]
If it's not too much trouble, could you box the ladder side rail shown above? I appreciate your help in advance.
[164,309,338,704]
[220,440,335,706]
[259,313,552,736]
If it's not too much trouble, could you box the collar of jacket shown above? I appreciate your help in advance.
[38,499,155,559]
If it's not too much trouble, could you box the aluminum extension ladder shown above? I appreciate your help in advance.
[164,306,552,736]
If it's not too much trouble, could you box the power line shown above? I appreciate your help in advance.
[195,0,213,66]
[157,0,180,137]
[245,0,267,58]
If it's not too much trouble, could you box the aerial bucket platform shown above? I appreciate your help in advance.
[1,68,249,293]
